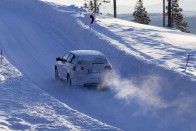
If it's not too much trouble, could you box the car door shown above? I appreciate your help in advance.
[58,53,70,79]
[65,53,76,76]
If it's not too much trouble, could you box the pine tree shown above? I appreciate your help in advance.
[93,0,98,13]
[88,0,94,12]
[84,0,110,13]
[172,0,189,32]
[133,0,150,24]
[84,0,88,9]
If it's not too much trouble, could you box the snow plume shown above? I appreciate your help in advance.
[170,92,196,117]
[103,71,196,118]
[103,71,167,111]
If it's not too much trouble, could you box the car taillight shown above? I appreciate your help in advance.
[80,66,85,71]
[105,66,112,70]
[73,66,85,71]
[73,66,77,71]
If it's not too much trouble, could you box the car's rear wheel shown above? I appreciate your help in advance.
[55,68,58,80]
[67,75,72,87]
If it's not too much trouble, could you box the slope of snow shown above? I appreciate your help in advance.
[95,16,196,77]
[0,58,118,130]
[0,1,119,130]
[0,0,196,131]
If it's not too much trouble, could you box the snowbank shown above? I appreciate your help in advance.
[0,58,118,130]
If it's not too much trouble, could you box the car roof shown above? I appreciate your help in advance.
[69,50,105,56]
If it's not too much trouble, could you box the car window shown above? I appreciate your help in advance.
[78,57,108,65]
[67,54,75,64]
[62,53,70,62]
[70,55,76,64]
[92,58,107,64]
[78,60,91,65]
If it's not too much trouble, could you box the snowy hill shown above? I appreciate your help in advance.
[0,0,196,130]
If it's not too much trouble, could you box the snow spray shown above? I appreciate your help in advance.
[102,71,167,110]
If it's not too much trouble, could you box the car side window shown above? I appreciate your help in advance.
[70,55,76,64]
[67,54,75,64]
[62,53,70,62]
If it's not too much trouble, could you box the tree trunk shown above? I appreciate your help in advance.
[113,0,117,18]
[94,0,97,13]
[168,0,172,27]
[163,0,165,27]
[171,0,174,27]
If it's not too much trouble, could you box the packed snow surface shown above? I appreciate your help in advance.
[0,0,196,130]
[0,57,118,130]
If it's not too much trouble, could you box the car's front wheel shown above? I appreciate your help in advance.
[55,68,59,80]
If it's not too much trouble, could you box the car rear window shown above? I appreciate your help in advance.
[78,60,91,65]
[92,58,107,64]
[78,57,108,65]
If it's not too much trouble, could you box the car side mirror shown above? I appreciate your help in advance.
[56,57,62,61]
[62,59,67,63]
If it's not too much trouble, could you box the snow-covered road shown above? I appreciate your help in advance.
[0,0,196,130]
[0,57,118,130]
[0,1,120,130]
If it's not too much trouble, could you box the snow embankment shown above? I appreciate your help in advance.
[0,0,196,130]
[0,58,118,130]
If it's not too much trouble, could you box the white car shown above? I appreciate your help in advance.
[55,50,112,87]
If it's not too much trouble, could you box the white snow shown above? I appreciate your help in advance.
[94,16,196,77]
[0,57,118,130]
[0,0,196,131]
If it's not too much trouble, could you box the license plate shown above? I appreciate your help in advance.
[88,69,101,73]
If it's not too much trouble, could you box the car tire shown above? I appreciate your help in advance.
[55,68,58,80]
[67,75,72,87]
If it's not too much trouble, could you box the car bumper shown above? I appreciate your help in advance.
[71,74,104,86]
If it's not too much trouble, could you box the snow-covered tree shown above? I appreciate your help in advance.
[133,0,150,24]
[172,0,189,32]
